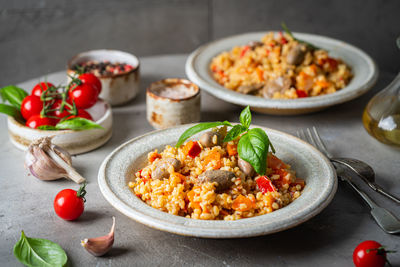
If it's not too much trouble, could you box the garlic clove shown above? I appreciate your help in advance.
[24,137,85,183]
[81,217,115,257]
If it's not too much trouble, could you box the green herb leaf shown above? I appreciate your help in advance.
[176,121,232,148]
[37,125,57,130]
[56,117,103,131]
[13,230,68,267]
[0,103,22,119]
[237,128,271,175]
[0,85,28,108]
[239,106,251,129]
[281,22,320,50]
[224,124,247,142]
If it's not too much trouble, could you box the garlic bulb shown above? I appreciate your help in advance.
[81,217,115,256]
[24,137,85,183]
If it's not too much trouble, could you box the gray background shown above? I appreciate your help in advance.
[1,0,399,87]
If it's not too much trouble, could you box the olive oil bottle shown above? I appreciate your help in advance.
[363,73,400,147]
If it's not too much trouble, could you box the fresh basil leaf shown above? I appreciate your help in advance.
[281,22,320,50]
[0,85,28,108]
[56,117,103,130]
[223,124,247,142]
[37,125,57,130]
[239,106,251,129]
[238,128,271,175]
[13,231,68,267]
[0,103,22,118]
[176,121,232,148]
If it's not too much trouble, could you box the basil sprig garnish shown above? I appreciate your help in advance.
[0,86,28,120]
[281,22,320,50]
[13,231,68,267]
[37,117,103,131]
[176,106,275,175]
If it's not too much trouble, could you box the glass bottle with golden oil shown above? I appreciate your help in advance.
[362,72,400,147]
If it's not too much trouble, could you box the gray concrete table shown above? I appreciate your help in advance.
[1,54,399,266]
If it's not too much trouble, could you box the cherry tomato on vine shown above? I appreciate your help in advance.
[353,240,390,267]
[25,114,56,129]
[65,109,93,121]
[31,82,55,97]
[79,73,102,94]
[49,99,71,119]
[21,95,43,120]
[68,83,98,109]
[54,183,87,221]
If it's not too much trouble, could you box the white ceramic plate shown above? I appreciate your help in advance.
[185,32,378,115]
[98,124,337,238]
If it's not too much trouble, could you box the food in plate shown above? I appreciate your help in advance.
[129,107,305,220]
[210,26,353,99]
[73,60,135,76]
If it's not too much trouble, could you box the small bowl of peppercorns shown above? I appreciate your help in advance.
[67,49,140,106]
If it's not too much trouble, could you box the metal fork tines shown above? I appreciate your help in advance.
[297,127,400,234]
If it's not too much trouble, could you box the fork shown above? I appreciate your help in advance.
[297,127,400,234]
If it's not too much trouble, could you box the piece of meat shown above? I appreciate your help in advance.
[199,131,221,148]
[198,170,235,191]
[237,84,264,94]
[287,44,307,65]
[238,157,255,177]
[262,76,292,98]
[152,158,181,180]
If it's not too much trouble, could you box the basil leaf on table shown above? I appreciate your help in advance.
[0,85,28,108]
[56,117,103,130]
[239,106,251,129]
[175,121,232,148]
[13,231,68,267]
[238,128,271,175]
[223,124,247,142]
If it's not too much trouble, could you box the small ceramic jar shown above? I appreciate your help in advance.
[67,50,140,106]
[146,78,200,129]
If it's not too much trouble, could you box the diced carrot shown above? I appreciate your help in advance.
[203,150,221,170]
[315,80,331,89]
[267,153,288,170]
[211,65,217,72]
[232,195,256,212]
[148,152,161,163]
[183,141,202,158]
[187,188,201,209]
[171,172,186,183]
[256,67,264,81]
[292,178,305,188]
[240,45,250,58]
[226,143,238,157]
[309,64,318,75]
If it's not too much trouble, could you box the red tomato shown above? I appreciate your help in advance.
[21,95,43,120]
[79,73,102,94]
[353,240,388,267]
[31,82,55,97]
[68,83,98,109]
[49,99,71,119]
[54,183,87,221]
[25,115,56,129]
[65,109,93,121]
[296,89,308,98]
[256,176,276,193]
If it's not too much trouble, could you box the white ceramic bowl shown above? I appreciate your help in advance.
[185,32,378,115]
[7,99,112,155]
[98,124,337,238]
[68,49,140,106]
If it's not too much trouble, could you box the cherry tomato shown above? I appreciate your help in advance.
[31,82,55,97]
[49,99,71,119]
[54,183,87,221]
[65,109,93,121]
[21,95,43,120]
[79,73,102,94]
[68,83,98,109]
[353,240,388,267]
[25,114,56,129]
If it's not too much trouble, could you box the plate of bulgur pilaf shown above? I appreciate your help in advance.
[185,31,378,115]
[98,123,337,238]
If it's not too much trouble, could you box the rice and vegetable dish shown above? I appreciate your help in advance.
[210,30,352,99]
[129,113,305,220]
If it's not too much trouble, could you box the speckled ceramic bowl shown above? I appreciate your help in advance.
[185,32,378,115]
[7,99,112,155]
[98,124,337,238]
[68,49,140,106]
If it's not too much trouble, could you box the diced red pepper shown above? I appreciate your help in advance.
[183,141,202,158]
[279,32,288,44]
[296,89,308,98]
[256,176,276,193]
[240,45,250,58]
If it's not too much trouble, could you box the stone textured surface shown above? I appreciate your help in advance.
[1,0,399,86]
[0,55,399,266]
